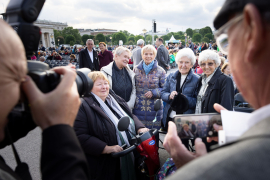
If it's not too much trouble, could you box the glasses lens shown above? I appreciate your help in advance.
[217,34,229,55]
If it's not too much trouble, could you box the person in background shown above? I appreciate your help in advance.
[169,50,175,69]
[101,46,136,110]
[161,48,199,130]
[69,54,77,63]
[79,39,99,71]
[219,56,225,68]
[131,39,144,66]
[133,45,166,129]
[55,53,62,60]
[31,52,37,60]
[98,42,113,70]
[155,38,170,72]
[39,56,46,63]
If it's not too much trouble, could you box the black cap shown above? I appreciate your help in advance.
[214,0,270,30]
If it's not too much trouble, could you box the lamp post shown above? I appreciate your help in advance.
[58,39,59,46]
[142,29,147,43]
[110,36,112,46]
[50,34,54,47]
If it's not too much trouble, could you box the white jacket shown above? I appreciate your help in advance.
[101,62,136,110]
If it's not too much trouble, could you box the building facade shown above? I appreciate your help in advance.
[78,28,117,36]
[34,20,68,48]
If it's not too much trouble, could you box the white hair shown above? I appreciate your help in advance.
[175,48,196,66]
[114,46,131,58]
[137,39,144,46]
[198,50,221,66]
[86,39,94,44]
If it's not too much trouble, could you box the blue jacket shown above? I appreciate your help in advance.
[133,60,166,129]
[161,69,199,126]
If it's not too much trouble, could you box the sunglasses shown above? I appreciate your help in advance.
[200,62,215,67]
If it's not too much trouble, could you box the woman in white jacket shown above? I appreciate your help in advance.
[101,46,136,110]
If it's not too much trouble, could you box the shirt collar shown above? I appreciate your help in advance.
[247,103,270,128]
[87,49,93,53]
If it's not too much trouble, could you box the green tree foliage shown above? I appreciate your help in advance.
[145,35,152,44]
[202,37,210,43]
[186,28,193,38]
[70,41,75,46]
[161,35,170,41]
[112,32,127,44]
[65,35,75,44]
[128,40,134,45]
[174,34,181,39]
[204,33,213,41]
[120,30,131,38]
[57,36,65,45]
[204,26,213,34]
[192,33,202,43]
[95,33,106,42]
[128,36,135,42]
[154,35,158,40]
[61,27,82,44]
[105,35,112,43]
[81,35,90,44]
[89,35,95,40]
[177,31,184,36]
[134,35,144,43]
[199,28,207,37]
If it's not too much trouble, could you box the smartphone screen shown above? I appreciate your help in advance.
[173,113,222,139]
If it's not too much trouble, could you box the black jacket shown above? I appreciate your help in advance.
[79,48,99,71]
[195,68,234,113]
[0,113,90,180]
[74,90,145,180]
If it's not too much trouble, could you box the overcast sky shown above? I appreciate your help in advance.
[1,0,226,35]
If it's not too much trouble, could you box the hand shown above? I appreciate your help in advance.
[207,103,226,142]
[169,91,178,100]
[144,91,153,99]
[22,66,80,130]
[163,122,207,169]
[102,145,123,154]
[137,128,149,134]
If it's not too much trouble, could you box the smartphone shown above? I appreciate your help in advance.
[173,113,222,139]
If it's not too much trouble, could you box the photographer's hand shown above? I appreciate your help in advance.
[163,122,207,169]
[22,67,80,130]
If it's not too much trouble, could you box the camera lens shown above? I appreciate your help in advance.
[75,68,93,97]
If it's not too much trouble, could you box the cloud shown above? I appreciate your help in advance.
[3,0,226,35]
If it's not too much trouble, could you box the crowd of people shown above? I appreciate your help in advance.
[1,0,270,179]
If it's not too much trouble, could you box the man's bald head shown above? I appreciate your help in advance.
[0,19,27,140]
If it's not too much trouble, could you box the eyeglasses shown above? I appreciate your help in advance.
[200,62,215,67]
[214,14,243,55]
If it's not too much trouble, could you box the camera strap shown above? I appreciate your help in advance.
[6,128,32,180]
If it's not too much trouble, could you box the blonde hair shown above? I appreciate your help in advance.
[141,45,157,57]
[88,71,110,85]
[221,62,229,73]
[220,57,225,65]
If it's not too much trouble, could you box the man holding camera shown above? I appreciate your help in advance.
[164,0,270,179]
[0,19,90,179]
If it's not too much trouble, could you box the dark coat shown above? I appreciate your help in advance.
[195,68,234,113]
[74,90,145,180]
[156,45,170,72]
[79,48,99,71]
[161,69,199,126]
[0,114,90,180]
[98,50,113,70]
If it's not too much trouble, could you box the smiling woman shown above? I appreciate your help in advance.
[101,46,136,110]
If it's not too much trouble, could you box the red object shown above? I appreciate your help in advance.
[195,65,203,74]
[98,50,113,70]
[128,59,133,64]
[136,133,160,180]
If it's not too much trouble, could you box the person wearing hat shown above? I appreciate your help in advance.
[164,0,270,180]
[161,48,199,130]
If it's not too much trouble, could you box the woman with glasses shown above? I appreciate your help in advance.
[195,50,234,114]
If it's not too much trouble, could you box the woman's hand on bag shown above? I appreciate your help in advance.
[137,128,149,134]
[170,91,178,100]
[145,91,153,98]
[102,145,123,154]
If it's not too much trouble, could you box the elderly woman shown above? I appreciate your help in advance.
[161,48,199,130]
[101,46,136,110]
[74,71,147,180]
[195,50,234,114]
[98,42,113,70]
[133,45,166,129]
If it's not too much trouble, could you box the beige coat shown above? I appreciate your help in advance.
[101,62,136,110]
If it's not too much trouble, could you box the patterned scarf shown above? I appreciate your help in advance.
[143,60,155,75]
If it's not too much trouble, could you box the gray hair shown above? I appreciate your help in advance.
[86,39,94,44]
[137,39,144,46]
[114,46,131,58]
[175,48,196,65]
[198,50,221,66]
[39,56,46,61]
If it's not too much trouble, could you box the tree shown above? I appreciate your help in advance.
[192,33,202,43]
[81,34,90,44]
[70,41,75,46]
[154,35,158,40]
[161,35,169,41]
[128,36,135,42]
[174,34,181,39]
[89,35,95,40]
[57,36,65,45]
[61,27,82,44]
[120,30,130,38]
[112,32,127,44]
[95,33,106,42]
[105,35,112,43]
[128,40,134,45]
[186,28,193,38]
[204,33,213,41]
[202,37,210,43]
[199,28,207,37]
[134,35,144,43]
[177,31,184,36]
[204,26,213,35]
[65,35,75,44]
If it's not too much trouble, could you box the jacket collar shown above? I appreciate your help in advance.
[137,60,158,71]
[172,68,194,82]
[208,67,222,85]
[101,61,134,78]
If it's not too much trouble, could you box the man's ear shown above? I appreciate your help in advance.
[243,4,264,63]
